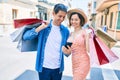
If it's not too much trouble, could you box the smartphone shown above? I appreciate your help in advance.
[64,42,72,49]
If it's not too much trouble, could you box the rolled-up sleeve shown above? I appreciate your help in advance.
[23,28,38,40]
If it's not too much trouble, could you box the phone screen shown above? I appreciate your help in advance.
[64,42,72,49]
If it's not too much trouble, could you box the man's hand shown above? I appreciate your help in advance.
[62,46,71,55]
[35,21,49,32]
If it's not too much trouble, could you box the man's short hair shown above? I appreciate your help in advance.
[53,3,67,14]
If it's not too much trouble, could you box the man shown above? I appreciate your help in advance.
[23,3,70,80]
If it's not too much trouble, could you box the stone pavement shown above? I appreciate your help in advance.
[0,35,120,80]
[14,67,120,80]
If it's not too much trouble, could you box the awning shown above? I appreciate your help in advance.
[96,0,120,12]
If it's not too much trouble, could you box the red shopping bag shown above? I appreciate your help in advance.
[93,35,109,65]
[95,36,119,63]
[14,18,44,28]
[89,28,119,66]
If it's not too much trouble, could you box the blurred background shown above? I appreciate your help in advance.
[0,0,120,80]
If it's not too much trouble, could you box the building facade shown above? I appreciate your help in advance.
[90,0,120,40]
[0,0,53,34]
[87,0,96,29]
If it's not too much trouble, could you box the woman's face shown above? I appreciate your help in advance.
[70,14,81,29]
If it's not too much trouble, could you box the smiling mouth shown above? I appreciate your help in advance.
[72,24,76,26]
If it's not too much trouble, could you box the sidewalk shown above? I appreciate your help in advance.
[15,41,120,80]
[0,35,120,80]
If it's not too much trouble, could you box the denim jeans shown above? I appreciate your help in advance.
[38,67,62,80]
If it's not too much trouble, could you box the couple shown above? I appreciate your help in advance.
[23,3,90,80]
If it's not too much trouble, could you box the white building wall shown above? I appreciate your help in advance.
[0,1,37,34]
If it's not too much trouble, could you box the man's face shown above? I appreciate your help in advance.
[53,10,67,26]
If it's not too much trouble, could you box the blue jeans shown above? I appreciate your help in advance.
[38,67,62,80]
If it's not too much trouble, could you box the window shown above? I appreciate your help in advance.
[94,2,96,9]
[109,12,113,28]
[105,14,107,25]
[116,11,120,29]
[101,15,103,26]
[30,12,34,17]
[12,9,17,19]
[44,13,47,20]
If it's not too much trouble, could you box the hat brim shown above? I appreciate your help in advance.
[67,9,87,25]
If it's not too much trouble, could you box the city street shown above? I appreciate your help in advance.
[0,35,36,80]
[0,34,120,80]
[0,34,73,80]
[1,0,120,80]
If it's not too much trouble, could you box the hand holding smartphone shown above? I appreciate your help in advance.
[64,42,72,49]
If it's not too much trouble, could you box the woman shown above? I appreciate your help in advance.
[62,8,90,80]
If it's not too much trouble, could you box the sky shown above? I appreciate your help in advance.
[47,0,90,26]
[47,0,90,15]
[70,0,90,15]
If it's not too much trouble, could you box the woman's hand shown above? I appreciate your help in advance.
[62,46,71,55]
[35,21,49,32]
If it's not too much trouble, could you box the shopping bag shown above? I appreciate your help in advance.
[93,35,109,65]
[95,36,119,63]
[89,28,119,66]
[17,39,38,52]
[89,33,100,66]
[96,28,117,48]
[10,23,41,52]
[10,27,25,42]
[14,18,43,28]
[17,29,38,52]
[10,22,41,42]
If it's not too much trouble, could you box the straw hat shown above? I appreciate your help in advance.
[67,8,87,25]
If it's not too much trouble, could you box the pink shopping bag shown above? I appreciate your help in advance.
[89,28,119,66]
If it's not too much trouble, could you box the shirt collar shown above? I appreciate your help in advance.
[49,19,64,30]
